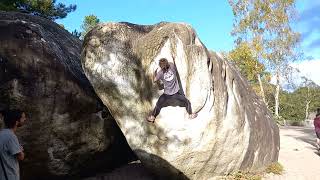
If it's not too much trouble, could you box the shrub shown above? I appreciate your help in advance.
[224,171,262,180]
[266,162,284,175]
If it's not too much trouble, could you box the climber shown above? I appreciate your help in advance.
[147,57,197,123]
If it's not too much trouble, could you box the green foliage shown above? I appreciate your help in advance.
[71,29,81,39]
[280,86,320,121]
[0,0,76,20]
[228,42,274,104]
[80,14,100,39]
[273,115,286,125]
[229,0,267,52]
[258,81,275,108]
[266,162,284,175]
[229,0,301,117]
[229,42,267,83]
[0,0,23,11]
[229,0,274,103]
[279,90,302,121]
[264,0,301,68]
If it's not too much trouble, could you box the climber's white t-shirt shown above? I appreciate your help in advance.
[155,62,180,95]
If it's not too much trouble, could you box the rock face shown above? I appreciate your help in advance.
[0,12,135,179]
[82,22,280,179]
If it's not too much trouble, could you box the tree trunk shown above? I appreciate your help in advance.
[254,59,266,105]
[257,73,266,104]
[305,86,311,120]
[305,100,310,120]
[275,70,280,118]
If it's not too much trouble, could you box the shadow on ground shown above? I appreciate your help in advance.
[82,150,190,180]
[281,126,317,150]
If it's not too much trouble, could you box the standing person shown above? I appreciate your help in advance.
[147,58,197,123]
[314,108,320,151]
[0,109,26,180]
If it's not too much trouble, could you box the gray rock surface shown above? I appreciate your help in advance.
[82,22,280,179]
[0,12,135,179]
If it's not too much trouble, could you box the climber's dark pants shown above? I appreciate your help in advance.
[152,91,192,117]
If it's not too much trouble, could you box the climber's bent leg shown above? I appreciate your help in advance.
[152,94,169,117]
[171,92,192,114]
[172,92,197,119]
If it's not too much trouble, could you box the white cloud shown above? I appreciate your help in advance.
[270,59,320,91]
[291,59,320,86]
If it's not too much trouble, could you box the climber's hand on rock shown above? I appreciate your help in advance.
[153,68,158,77]
[153,68,158,83]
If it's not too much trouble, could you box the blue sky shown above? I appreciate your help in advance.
[56,0,320,85]
[56,0,234,52]
[296,0,320,60]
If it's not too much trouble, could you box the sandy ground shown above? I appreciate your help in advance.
[264,126,320,180]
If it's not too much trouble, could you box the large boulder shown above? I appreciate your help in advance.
[0,12,135,179]
[81,22,280,179]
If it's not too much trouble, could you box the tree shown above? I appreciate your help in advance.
[80,15,100,39]
[300,77,320,120]
[228,42,269,82]
[229,0,300,118]
[229,0,269,103]
[0,0,76,20]
[263,0,300,118]
[280,85,320,122]
[228,42,272,104]
[71,29,81,39]
[0,0,23,11]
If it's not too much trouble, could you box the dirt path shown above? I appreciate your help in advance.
[264,126,320,180]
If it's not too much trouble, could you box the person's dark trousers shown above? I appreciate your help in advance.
[152,91,192,117]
